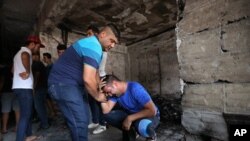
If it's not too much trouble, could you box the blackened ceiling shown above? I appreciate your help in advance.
[0,0,180,65]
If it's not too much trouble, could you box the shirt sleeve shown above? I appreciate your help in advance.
[132,83,151,106]
[73,38,102,69]
[99,52,108,77]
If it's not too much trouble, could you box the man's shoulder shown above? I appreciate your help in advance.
[128,82,143,89]
[73,36,101,54]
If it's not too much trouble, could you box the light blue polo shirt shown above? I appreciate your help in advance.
[48,36,102,85]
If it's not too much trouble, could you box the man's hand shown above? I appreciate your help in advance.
[122,116,133,131]
[96,91,108,102]
[98,76,106,91]
[19,72,29,80]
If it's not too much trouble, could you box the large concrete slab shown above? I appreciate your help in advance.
[225,83,250,115]
[182,108,228,141]
[182,84,224,112]
[178,0,225,36]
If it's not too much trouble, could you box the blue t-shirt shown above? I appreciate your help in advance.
[48,36,102,85]
[110,82,158,114]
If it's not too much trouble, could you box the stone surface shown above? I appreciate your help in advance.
[178,28,221,83]
[182,84,224,112]
[222,18,250,53]
[182,108,228,141]
[106,45,128,80]
[225,83,250,115]
[178,0,225,36]
[223,0,250,23]
[128,31,181,95]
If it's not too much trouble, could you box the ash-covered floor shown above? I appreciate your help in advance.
[1,116,186,141]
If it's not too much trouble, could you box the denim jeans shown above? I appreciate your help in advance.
[34,87,49,128]
[88,95,105,125]
[104,110,160,141]
[13,89,33,141]
[48,83,89,141]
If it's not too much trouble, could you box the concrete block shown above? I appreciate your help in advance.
[182,108,228,141]
[217,52,250,82]
[128,31,180,95]
[178,0,225,36]
[178,29,221,83]
[223,0,250,23]
[159,44,181,94]
[182,84,224,112]
[106,52,127,81]
[224,83,250,115]
[222,18,250,53]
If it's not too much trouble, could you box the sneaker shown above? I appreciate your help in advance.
[136,132,140,139]
[145,134,157,141]
[88,123,99,129]
[92,125,106,134]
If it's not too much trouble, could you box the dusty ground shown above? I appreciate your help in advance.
[0,116,186,141]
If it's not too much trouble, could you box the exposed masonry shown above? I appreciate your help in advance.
[178,0,250,141]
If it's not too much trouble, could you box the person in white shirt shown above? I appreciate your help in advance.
[12,35,43,141]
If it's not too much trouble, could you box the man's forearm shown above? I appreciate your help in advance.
[129,109,155,122]
[85,79,99,100]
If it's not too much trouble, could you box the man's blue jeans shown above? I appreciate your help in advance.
[34,87,49,128]
[104,110,160,141]
[88,95,105,125]
[48,83,89,141]
[13,89,33,141]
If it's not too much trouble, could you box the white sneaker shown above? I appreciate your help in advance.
[145,133,157,141]
[88,123,99,129]
[92,125,107,134]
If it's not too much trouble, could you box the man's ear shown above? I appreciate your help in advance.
[100,31,106,38]
[113,80,119,87]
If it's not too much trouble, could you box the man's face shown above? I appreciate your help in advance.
[57,49,65,57]
[43,56,48,63]
[29,42,39,53]
[103,83,120,97]
[99,32,118,52]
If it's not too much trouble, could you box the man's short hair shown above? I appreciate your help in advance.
[87,25,100,34]
[57,44,67,50]
[43,52,51,59]
[106,23,120,42]
[102,74,120,86]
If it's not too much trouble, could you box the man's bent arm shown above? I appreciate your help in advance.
[83,64,106,102]
[101,100,116,114]
[128,100,156,122]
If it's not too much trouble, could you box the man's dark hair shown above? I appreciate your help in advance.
[43,52,51,59]
[103,74,121,86]
[57,44,67,50]
[87,25,100,34]
[106,23,120,42]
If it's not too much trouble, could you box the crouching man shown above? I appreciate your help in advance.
[100,74,160,141]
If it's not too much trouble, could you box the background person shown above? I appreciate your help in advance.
[86,25,108,134]
[0,64,20,134]
[12,35,43,141]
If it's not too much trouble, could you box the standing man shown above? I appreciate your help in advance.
[1,64,20,134]
[42,53,56,118]
[48,23,120,141]
[101,75,160,141]
[12,35,43,141]
[86,25,108,134]
[32,53,50,130]
[56,44,67,57]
